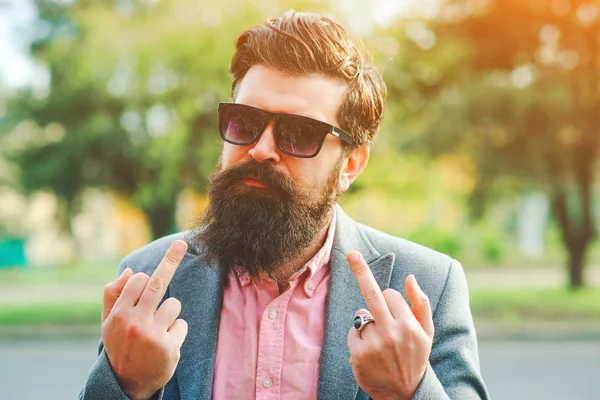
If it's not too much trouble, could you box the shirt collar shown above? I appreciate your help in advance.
[297,207,336,297]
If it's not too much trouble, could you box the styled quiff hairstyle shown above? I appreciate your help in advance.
[230,10,387,147]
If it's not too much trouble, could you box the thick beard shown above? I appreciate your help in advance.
[190,158,342,282]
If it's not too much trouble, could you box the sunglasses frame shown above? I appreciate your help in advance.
[218,102,353,158]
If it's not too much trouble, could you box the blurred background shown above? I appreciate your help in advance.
[0,0,599,399]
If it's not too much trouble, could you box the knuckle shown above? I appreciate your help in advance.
[162,298,182,317]
[148,276,164,292]
[355,266,369,277]
[380,329,399,348]
[371,339,384,355]
[157,338,172,354]
[103,282,115,293]
[168,297,182,308]
[165,251,180,265]
[402,320,420,336]
[179,319,189,333]
[173,348,181,362]
[111,310,128,326]
[365,288,379,301]
[138,272,150,281]
[353,348,368,363]
[132,272,150,285]
[126,322,143,338]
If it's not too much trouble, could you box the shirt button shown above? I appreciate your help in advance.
[268,309,278,320]
[307,280,315,290]
[263,376,273,388]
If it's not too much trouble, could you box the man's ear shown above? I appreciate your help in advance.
[339,145,370,192]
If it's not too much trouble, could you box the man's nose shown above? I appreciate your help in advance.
[248,121,281,164]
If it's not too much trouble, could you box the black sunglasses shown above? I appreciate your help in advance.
[218,102,353,158]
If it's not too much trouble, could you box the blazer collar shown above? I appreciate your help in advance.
[168,247,225,400]
[317,205,395,399]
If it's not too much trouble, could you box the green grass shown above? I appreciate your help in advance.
[0,264,113,327]
[0,301,102,326]
[470,287,600,321]
[0,287,599,327]
[0,263,116,285]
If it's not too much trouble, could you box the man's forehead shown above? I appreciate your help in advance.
[234,65,346,125]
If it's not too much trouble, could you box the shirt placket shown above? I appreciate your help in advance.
[255,282,296,400]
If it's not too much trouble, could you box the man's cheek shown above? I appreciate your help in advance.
[220,143,242,170]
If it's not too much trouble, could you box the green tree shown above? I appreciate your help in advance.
[382,0,599,288]
[3,0,334,239]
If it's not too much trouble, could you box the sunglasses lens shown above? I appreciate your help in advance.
[219,105,264,145]
[277,118,328,157]
[218,104,331,157]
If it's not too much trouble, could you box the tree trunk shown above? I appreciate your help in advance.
[567,242,585,289]
[144,201,177,240]
[468,178,489,222]
[551,185,594,290]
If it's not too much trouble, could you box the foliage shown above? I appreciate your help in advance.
[480,231,503,265]
[2,0,599,289]
[2,0,332,238]
[376,0,600,287]
[405,226,464,258]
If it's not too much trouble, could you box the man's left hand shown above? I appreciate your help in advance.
[346,251,434,400]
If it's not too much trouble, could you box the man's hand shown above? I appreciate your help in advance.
[346,251,434,400]
[101,240,189,400]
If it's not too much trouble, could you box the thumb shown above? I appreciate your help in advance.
[101,268,133,324]
[405,274,434,340]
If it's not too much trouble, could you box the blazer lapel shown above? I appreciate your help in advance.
[318,207,395,399]
[168,249,225,400]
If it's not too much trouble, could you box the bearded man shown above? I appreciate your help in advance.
[80,10,489,400]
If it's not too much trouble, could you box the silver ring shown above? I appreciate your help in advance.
[353,313,375,331]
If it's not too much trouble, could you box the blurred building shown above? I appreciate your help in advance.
[0,186,206,266]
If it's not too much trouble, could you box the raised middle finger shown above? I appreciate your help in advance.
[347,251,392,324]
[136,240,188,312]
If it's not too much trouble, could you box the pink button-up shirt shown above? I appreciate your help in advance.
[212,210,336,400]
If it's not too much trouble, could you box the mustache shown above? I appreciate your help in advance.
[211,160,298,199]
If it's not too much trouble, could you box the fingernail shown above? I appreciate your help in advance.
[348,252,363,263]
[173,240,187,253]
[118,269,127,279]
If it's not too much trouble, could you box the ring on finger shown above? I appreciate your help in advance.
[353,313,375,332]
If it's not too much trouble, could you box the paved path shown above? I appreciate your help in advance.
[0,338,598,399]
[480,340,600,399]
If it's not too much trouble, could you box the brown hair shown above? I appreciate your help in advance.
[230,10,386,147]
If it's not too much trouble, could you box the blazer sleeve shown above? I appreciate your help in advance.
[78,340,165,400]
[78,257,166,400]
[411,260,490,400]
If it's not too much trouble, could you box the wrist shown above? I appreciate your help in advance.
[372,394,408,400]
[123,389,156,400]
[120,380,159,400]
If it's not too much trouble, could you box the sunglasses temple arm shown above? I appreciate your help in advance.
[332,127,353,145]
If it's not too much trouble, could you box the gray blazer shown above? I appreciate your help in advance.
[80,206,489,399]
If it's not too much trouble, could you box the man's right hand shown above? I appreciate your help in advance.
[100,240,189,400]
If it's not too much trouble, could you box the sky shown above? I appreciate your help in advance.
[0,0,426,89]
[0,0,37,88]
